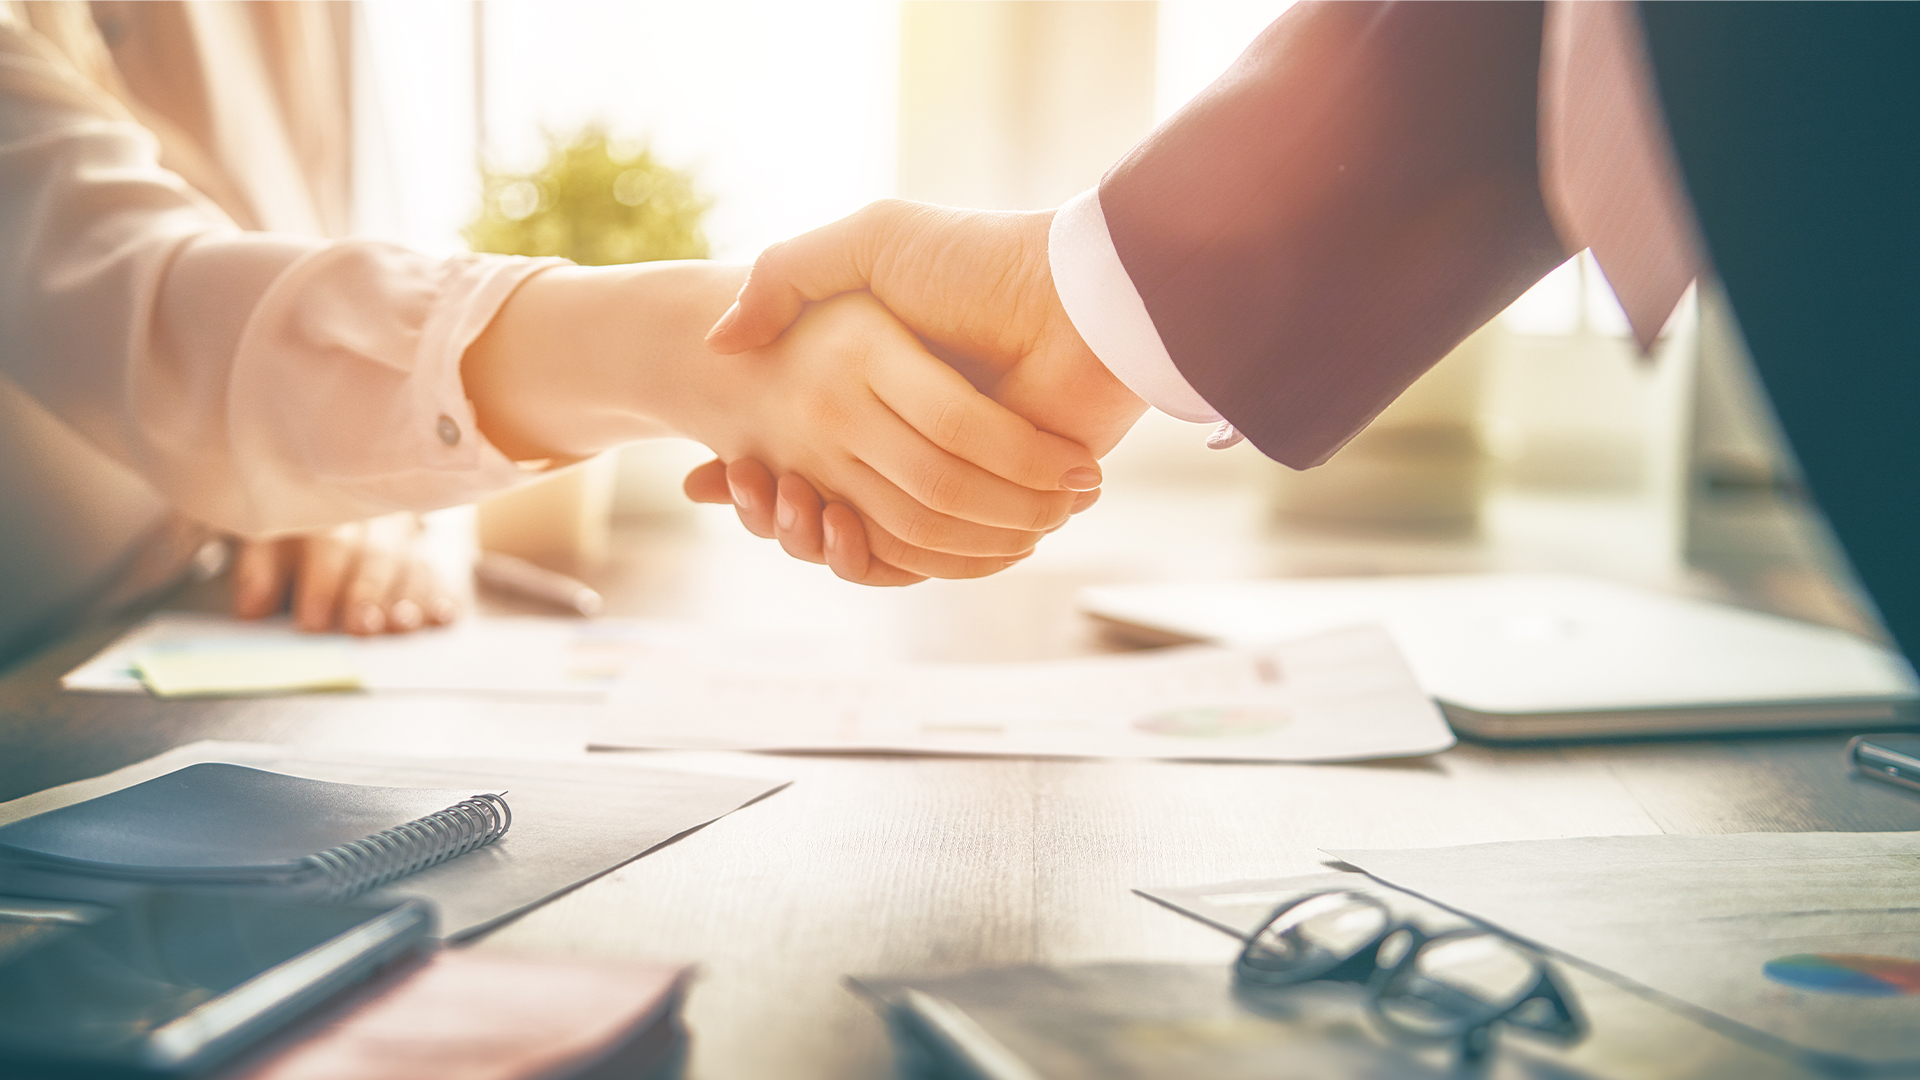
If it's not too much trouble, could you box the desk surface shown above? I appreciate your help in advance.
[3,487,1915,1080]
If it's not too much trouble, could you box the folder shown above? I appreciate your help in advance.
[228,949,693,1080]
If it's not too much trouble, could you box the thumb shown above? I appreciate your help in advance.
[705,201,908,353]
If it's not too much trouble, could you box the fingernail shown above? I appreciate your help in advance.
[427,596,459,625]
[706,302,741,343]
[389,599,423,631]
[823,514,842,555]
[1059,467,1102,491]
[352,600,385,635]
[728,473,755,512]
[776,493,797,532]
[1070,488,1101,513]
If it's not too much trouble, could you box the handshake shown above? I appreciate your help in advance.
[679,201,1151,588]
[467,2,1609,593]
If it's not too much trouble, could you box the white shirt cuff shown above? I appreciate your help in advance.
[1048,187,1224,426]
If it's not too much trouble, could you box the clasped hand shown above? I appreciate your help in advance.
[680,289,1102,586]
[686,201,1147,586]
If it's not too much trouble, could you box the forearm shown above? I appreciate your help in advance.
[1100,0,1564,466]
[463,260,750,462]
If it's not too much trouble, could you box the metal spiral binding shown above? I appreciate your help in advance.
[303,792,512,899]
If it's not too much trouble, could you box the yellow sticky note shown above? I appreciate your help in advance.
[133,643,363,698]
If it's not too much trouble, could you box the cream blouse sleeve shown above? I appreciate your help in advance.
[0,60,560,537]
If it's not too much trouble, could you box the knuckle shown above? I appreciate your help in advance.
[946,555,1010,581]
[895,509,949,553]
[1025,492,1071,532]
[913,458,970,516]
[862,524,914,567]
[864,199,907,225]
[842,324,879,368]
[926,398,977,455]
[750,238,789,274]
[803,392,851,437]
[989,528,1043,558]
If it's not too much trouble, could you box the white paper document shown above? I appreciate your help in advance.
[62,613,671,699]
[1080,573,1920,739]
[594,624,1454,762]
[1333,831,1920,1074]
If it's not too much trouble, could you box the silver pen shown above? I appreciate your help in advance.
[474,552,603,617]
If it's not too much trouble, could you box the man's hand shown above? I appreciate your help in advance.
[707,201,1143,452]
[232,512,459,634]
[694,202,1146,551]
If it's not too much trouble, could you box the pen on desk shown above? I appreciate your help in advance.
[474,551,603,617]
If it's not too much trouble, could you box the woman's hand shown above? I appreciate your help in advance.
[463,263,1102,587]
[230,512,460,634]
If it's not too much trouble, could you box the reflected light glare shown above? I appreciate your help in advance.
[1155,2,1298,123]
[359,1,898,261]
[475,0,899,261]
[1502,255,1581,336]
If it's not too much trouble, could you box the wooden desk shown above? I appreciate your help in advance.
[3,487,1915,1079]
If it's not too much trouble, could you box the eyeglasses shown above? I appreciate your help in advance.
[1234,890,1585,1064]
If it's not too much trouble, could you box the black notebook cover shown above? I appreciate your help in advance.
[0,762,499,885]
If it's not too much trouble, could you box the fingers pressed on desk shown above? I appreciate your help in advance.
[340,522,404,635]
[293,524,360,633]
[389,547,455,631]
[231,538,293,620]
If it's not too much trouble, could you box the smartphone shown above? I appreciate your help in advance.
[0,888,433,1077]
[1847,733,1920,793]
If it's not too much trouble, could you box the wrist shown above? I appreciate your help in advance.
[463,261,749,461]
[1002,211,1147,456]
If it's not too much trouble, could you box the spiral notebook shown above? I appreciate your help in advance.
[0,763,511,899]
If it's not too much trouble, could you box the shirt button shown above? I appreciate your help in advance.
[436,415,461,447]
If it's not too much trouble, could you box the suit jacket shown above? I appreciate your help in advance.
[1099,1,1920,662]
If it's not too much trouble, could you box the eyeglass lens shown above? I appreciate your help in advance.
[1375,932,1541,1039]
[1241,892,1391,983]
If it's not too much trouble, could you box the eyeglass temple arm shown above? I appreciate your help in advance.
[1511,965,1587,1042]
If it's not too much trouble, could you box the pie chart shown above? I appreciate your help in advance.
[1763,954,1920,997]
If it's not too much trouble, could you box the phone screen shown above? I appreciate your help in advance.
[0,889,430,1075]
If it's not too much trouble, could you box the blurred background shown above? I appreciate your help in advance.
[351,1,1863,648]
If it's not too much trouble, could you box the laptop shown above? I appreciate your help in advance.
[1078,572,1920,742]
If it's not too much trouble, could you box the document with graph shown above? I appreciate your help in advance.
[1333,831,1920,1074]
[593,623,1453,762]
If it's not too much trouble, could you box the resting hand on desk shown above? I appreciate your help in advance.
[689,202,1146,575]
[231,512,459,636]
